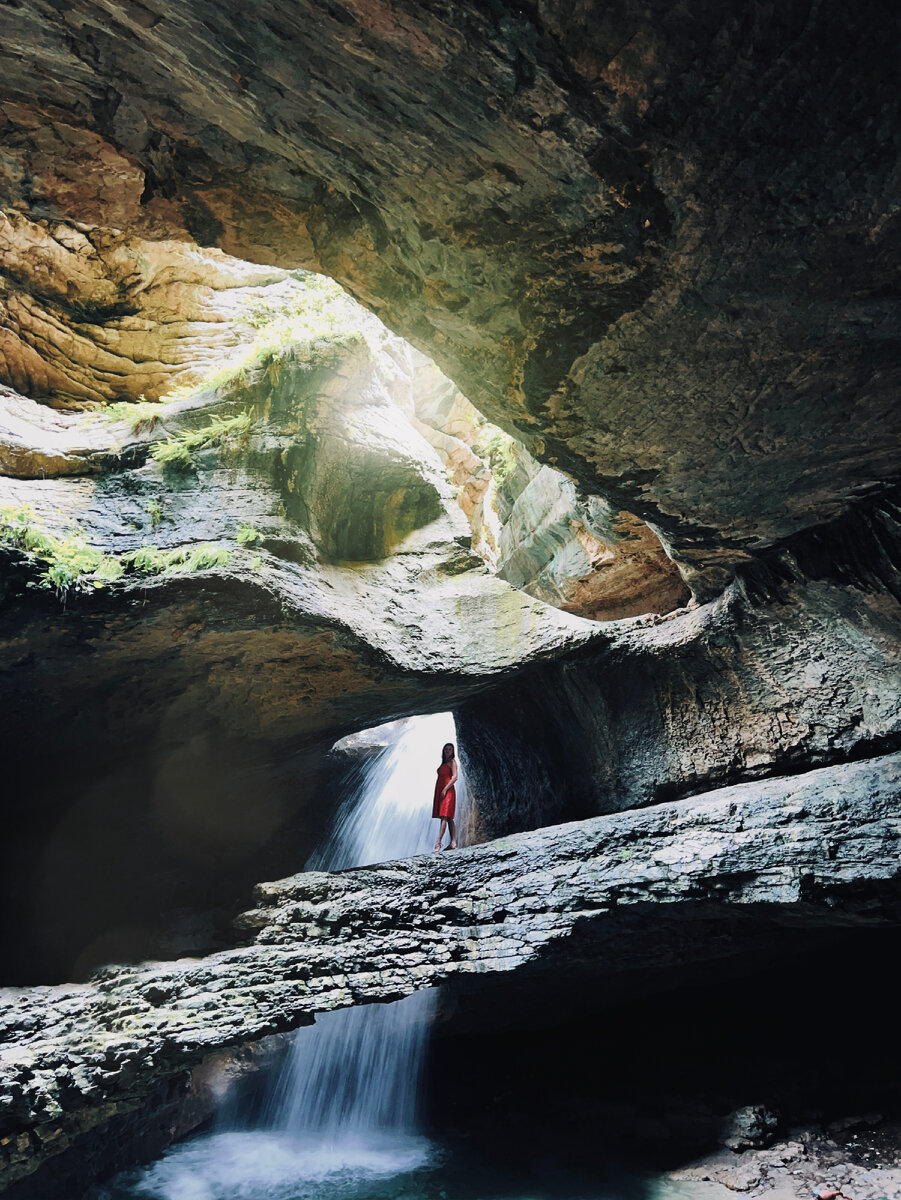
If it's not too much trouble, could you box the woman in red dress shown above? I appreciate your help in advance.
[432,741,459,851]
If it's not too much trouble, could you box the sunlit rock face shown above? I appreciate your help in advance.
[408,356,691,618]
[0,334,598,985]
[1,0,896,595]
[0,211,313,406]
[494,453,691,619]
[0,3,898,1187]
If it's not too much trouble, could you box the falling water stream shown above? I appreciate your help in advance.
[104,714,455,1200]
[100,714,690,1200]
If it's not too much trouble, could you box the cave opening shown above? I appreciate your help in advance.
[1,3,899,1192]
[0,707,470,988]
[66,927,901,1200]
[1,233,690,624]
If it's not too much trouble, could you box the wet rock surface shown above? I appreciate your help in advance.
[1,751,900,1191]
[0,2,899,1193]
[0,1,897,594]
[669,1122,901,1200]
[0,333,597,985]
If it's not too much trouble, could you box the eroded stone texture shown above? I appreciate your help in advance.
[0,211,313,406]
[408,357,691,617]
[1,0,897,591]
[457,499,901,835]
[0,334,598,984]
[1,752,899,1192]
[494,452,691,619]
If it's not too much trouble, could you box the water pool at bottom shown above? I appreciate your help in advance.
[88,1127,703,1200]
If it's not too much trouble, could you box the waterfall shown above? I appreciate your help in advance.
[310,711,464,869]
[258,712,458,1155]
[124,713,457,1199]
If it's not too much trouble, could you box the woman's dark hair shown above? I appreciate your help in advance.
[442,742,455,762]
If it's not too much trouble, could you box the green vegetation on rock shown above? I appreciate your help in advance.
[243,272,348,334]
[472,420,517,484]
[0,504,232,596]
[0,504,124,595]
[151,411,252,470]
[93,398,167,434]
[122,543,232,574]
[156,273,372,409]
[236,523,263,545]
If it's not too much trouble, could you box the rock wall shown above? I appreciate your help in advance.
[0,211,319,406]
[1,750,900,1193]
[494,453,691,619]
[0,335,597,984]
[1,1,897,595]
[457,498,901,835]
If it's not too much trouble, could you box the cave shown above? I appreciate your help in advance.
[1,1,899,1198]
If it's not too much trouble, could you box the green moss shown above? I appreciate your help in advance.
[150,411,252,471]
[93,398,166,434]
[145,499,163,527]
[236,523,263,545]
[0,504,123,595]
[0,504,231,597]
[242,272,350,336]
[122,543,231,574]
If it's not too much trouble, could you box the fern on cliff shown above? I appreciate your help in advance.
[150,410,252,470]
[0,504,233,596]
[0,504,124,595]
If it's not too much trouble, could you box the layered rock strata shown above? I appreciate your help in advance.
[1,751,900,1193]
[494,450,691,619]
[457,496,901,835]
[0,211,316,406]
[3,342,899,981]
[0,336,597,984]
[1,0,897,595]
[408,356,691,618]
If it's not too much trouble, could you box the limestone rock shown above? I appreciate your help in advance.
[0,1,897,591]
[1,751,900,1192]
[495,456,690,619]
[0,210,317,406]
[0,333,601,984]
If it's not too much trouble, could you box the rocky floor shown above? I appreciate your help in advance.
[3,751,901,1193]
[669,1119,901,1200]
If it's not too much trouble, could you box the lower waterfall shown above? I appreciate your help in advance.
[117,713,456,1199]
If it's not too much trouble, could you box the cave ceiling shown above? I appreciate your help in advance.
[1,0,898,596]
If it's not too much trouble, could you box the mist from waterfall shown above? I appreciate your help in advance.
[120,713,457,1200]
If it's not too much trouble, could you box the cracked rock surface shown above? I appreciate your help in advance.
[0,0,897,593]
[1,751,900,1191]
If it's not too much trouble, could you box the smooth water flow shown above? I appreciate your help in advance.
[113,714,455,1200]
[310,711,463,869]
[258,713,453,1154]
[264,991,436,1144]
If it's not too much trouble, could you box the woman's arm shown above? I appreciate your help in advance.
[442,760,459,794]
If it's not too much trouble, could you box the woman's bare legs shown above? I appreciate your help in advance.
[433,818,448,851]
[446,818,457,850]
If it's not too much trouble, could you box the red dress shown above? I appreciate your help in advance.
[432,762,456,819]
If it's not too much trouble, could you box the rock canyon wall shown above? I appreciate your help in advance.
[0,0,899,1195]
